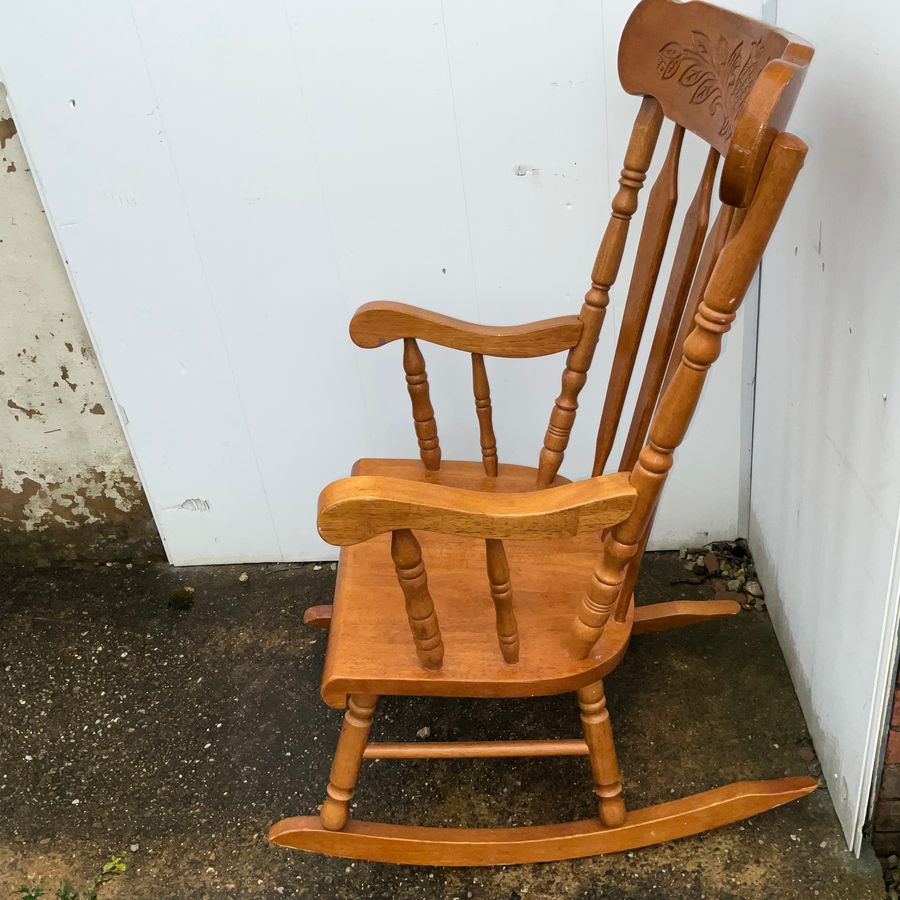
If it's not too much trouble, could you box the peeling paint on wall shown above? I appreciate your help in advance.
[0,90,162,564]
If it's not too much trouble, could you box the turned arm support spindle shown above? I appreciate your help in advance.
[391,528,444,669]
[485,538,519,663]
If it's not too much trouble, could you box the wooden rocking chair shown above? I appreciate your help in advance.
[270,0,815,866]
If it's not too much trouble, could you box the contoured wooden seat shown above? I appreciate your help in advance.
[271,0,816,866]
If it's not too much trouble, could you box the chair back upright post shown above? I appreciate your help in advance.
[571,131,808,658]
[537,96,663,488]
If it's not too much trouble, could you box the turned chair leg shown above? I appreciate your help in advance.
[577,680,626,827]
[320,693,378,831]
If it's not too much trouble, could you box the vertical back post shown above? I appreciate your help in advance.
[537,97,664,486]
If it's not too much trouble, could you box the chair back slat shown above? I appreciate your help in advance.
[618,145,719,472]
[593,124,684,478]
[613,203,735,625]
[615,203,746,622]
[659,204,738,397]
[536,96,664,487]
[471,353,498,477]
[403,338,441,471]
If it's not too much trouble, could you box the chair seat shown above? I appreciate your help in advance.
[320,458,633,707]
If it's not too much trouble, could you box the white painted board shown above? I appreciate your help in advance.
[752,0,900,850]
[0,0,759,564]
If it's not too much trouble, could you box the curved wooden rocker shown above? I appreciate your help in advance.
[270,777,817,866]
[271,0,814,869]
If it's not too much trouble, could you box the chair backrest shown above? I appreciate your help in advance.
[561,0,813,658]
[538,0,813,489]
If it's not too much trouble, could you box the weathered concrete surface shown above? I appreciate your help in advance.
[0,553,883,898]
[0,90,161,565]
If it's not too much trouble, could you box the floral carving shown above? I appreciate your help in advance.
[657,31,767,139]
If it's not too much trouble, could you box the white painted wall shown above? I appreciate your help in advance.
[0,89,158,563]
[752,0,900,851]
[0,0,759,564]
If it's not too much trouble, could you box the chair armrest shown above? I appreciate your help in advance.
[317,473,637,546]
[349,301,583,358]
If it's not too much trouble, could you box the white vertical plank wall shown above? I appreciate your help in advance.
[752,0,900,850]
[0,0,759,564]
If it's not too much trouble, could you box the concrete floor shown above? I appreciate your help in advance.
[0,552,884,899]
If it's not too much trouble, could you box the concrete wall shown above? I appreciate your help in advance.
[0,91,160,563]
[750,0,900,852]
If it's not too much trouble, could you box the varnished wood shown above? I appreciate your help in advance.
[619,0,812,206]
[363,739,589,760]
[403,338,441,471]
[391,529,444,670]
[605,212,741,588]
[320,693,377,831]
[578,680,626,827]
[614,521,652,622]
[485,538,519,663]
[537,96,663,486]
[270,776,818,865]
[276,1,814,867]
[619,146,720,471]
[593,124,683,476]
[350,457,570,491]
[471,354,498,476]
[320,531,634,708]
[317,472,637,546]
[571,134,807,659]
[632,598,742,633]
[303,604,333,629]
[301,597,744,640]
[352,302,583,358]
[660,204,737,397]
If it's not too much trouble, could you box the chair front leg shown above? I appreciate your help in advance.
[577,680,626,827]
[320,693,378,831]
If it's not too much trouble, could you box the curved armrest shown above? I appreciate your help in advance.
[349,301,583,358]
[317,473,637,546]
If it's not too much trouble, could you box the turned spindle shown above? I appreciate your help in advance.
[485,538,519,663]
[391,528,444,669]
[471,353,498,477]
[320,693,378,831]
[578,680,626,827]
[537,96,663,486]
[403,338,441,470]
